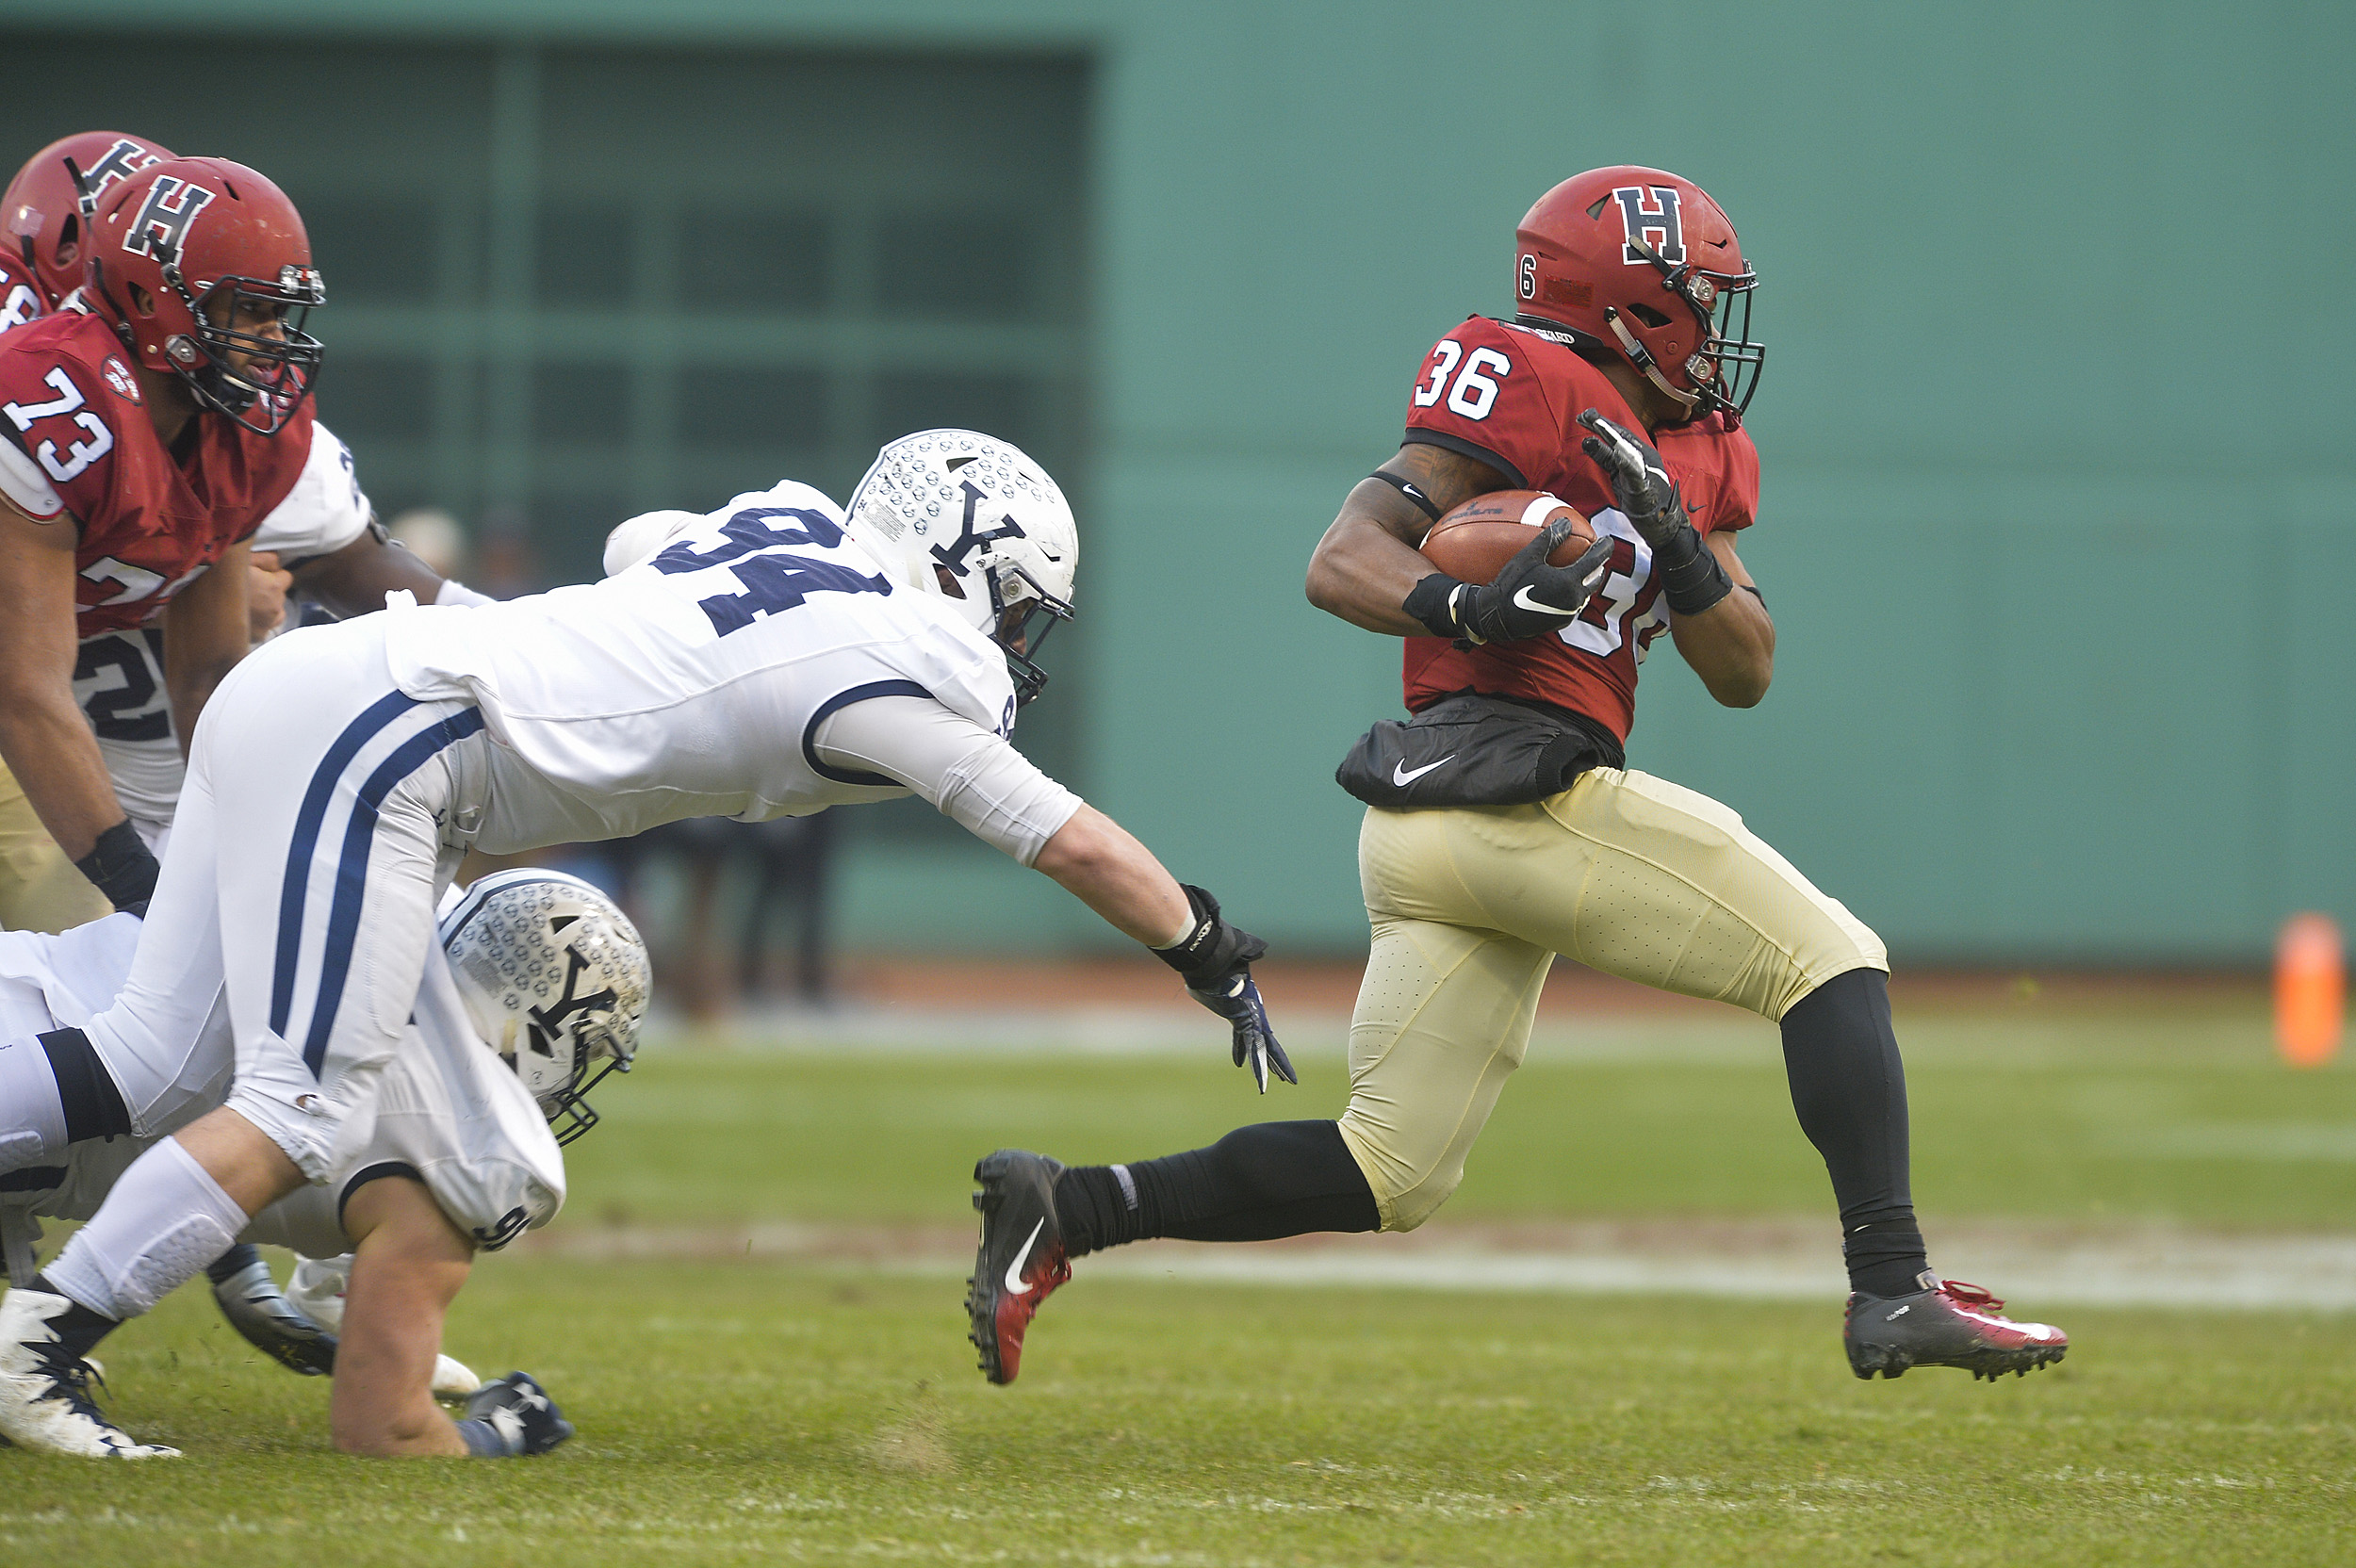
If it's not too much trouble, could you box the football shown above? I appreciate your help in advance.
[1417,490,1596,585]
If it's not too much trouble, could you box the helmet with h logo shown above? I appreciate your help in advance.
[1513,166,1763,422]
[85,156,323,435]
[2,130,176,310]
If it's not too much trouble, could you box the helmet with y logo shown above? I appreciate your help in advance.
[1513,166,1763,421]
[440,870,651,1147]
[843,429,1077,706]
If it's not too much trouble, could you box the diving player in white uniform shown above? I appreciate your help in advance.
[0,430,1293,1455]
[0,867,644,1457]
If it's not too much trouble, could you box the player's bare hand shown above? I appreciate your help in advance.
[1578,409,1689,548]
[247,549,292,643]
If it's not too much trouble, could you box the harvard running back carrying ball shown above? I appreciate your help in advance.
[962,165,2069,1391]
[1417,490,1596,587]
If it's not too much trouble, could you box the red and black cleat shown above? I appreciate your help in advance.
[1845,1274,2069,1381]
[965,1150,1072,1386]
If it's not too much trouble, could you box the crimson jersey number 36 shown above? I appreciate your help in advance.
[3,368,115,482]
[1412,339,1511,420]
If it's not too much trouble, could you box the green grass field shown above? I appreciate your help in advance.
[7,999,2355,1566]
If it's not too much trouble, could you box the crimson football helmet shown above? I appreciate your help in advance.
[84,156,323,435]
[1513,166,1763,421]
[2,131,176,309]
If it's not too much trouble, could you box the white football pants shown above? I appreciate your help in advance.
[83,619,493,1180]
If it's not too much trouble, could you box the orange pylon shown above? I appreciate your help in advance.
[2275,912,2344,1069]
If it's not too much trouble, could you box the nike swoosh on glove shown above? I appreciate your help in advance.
[1403,515,1616,647]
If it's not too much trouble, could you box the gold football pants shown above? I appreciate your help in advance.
[0,759,113,933]
[1334,766,1887,1232]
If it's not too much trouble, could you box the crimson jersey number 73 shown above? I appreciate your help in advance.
[3,368,115,483]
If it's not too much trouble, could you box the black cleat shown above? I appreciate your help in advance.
[1844,1274,2069,1381]
[965,1150,1070,1386]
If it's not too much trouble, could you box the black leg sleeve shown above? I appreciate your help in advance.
[1056,1120,1380,1258]
[1778,967,1929,1297]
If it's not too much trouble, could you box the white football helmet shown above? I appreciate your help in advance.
[844,429,1077,705]
[439,869,652,1146]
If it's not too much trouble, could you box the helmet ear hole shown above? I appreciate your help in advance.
[1625,300,1672,329]
[128,282,155,318]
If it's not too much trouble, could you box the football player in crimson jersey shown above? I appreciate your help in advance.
[0,143,493,935]
[964,167,2069,1389]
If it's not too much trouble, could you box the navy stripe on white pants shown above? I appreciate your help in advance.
[81,621,486,1182]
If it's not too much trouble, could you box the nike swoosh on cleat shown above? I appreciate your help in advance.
[1393,756,1455,786]
[1513,586,1579,615]
[1004,1217,1047,1295]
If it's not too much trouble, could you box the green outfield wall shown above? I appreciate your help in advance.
[6,0,2349,963]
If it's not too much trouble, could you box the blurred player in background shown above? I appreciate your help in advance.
[965,167,2069,1388]
[0,867,639,1457]
[0,135,494,935]
[0,431,1291,1439]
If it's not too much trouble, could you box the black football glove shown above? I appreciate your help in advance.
[1402,514,1616,647]
[458,1371,575,1457]
[74,819,158,918]
[1576,408,1733,616]
[1153,883,1297,1093]
[206,1244,336,1377]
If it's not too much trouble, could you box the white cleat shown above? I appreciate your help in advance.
[286,1254,352,1334]
[432,1354,482,1402]
[0,1288,178,1458]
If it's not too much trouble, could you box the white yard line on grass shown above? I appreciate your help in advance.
[521,1220,2356,1311]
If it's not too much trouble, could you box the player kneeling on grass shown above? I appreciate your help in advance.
[965,167,2067,1389]
[0,868,644,1457]
[0,430,1287,1452]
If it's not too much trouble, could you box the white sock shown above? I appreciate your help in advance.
[42,1137,248,1320]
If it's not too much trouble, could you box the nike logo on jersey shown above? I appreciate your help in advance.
[1513,585,1581,616]
[1393,756,1455,786]
[1004,1217,1048,1295]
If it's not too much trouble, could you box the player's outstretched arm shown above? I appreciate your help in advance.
[330,1175,476,1457]
[292,528,491,618]
[1029,804,1192,945]
[1033,807,1296,1090]
[1305,442,1508,636]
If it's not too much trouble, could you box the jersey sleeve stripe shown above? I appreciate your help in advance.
[1399,430,1529,491]
[0,429,65,519]
[336,1160,427,1229]
[800,679,935,787]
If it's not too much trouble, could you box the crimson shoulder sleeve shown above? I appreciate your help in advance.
[0,343,125,522]
[1400,318,1561,492]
